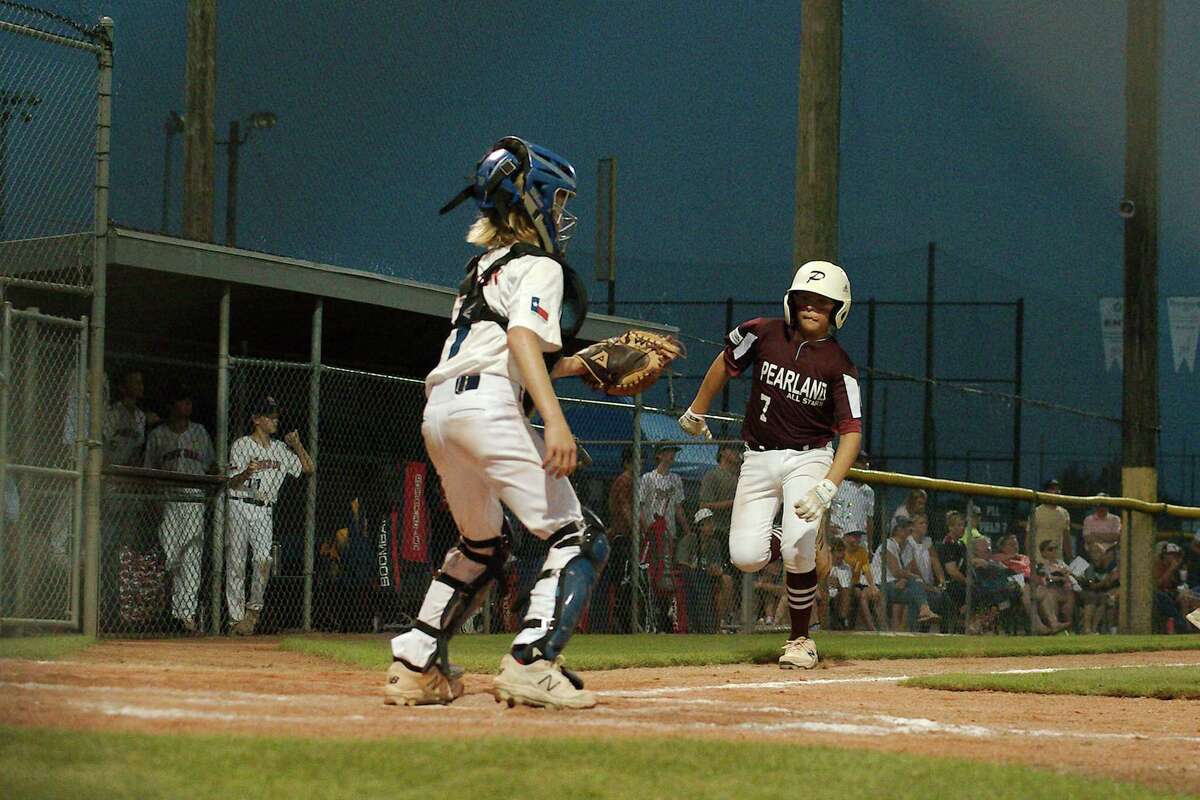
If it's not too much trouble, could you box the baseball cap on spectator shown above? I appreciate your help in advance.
[1043,477,1061,491]
[654,442,681,455]
[693,508,714,524]
[251,395,281,418]
[1162,542,1183,556]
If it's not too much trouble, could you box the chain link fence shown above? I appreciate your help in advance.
[0,1,108,294]
[99,468,222,636]
[0,303,87,625]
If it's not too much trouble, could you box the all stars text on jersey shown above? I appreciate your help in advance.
[759,360,827,406]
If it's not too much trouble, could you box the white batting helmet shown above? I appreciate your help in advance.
[783,260,852,329]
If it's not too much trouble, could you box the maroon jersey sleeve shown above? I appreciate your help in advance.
[723,318,765,376]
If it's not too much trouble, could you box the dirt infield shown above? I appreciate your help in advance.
[3,639,1200,795]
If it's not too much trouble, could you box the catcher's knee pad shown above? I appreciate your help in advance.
[511,521,609,664]
[402,529,510,674]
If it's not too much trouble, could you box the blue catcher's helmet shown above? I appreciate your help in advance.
[440,136,578,255]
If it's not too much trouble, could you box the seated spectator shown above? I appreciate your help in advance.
[902,512,946,616]
[1078,541,1120,634]
[890,488,927,530]
[872,518,939,631]
[959,536,1021,634]
[820,538,856,630]
[1154,542,1192,633]
[1082,496,1121,551]
[995,532,1049,635]
[842,530,881,630]
[1035,539,1078,633]
[936,511,969,631]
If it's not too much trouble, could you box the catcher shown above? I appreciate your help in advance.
[677,261,862,670]
[385,136,676,711]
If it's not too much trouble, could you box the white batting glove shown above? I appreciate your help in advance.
[794,479,838,521]
[678,407,712,439]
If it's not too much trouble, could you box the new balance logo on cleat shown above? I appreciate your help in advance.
[493,654,596,710]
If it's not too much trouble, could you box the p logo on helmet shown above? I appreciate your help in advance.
[784,261,853,330]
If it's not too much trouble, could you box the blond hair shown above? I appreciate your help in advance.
[466,208,541,250]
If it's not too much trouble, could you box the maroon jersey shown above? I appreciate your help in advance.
[723,317,862,450]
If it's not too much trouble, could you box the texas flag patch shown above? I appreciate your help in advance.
[530,296,550,321]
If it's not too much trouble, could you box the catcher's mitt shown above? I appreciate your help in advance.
[575,330,685,396]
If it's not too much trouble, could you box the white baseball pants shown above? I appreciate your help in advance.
[729,445,832,574]
[391,373,583,666]
[226,499,273,622]
[159,500,205,622]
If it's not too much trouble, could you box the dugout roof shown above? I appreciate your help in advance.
[0,227,676,376]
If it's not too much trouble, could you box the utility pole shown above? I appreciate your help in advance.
[595,157,617,314]
[793,0,841,269]
[923,242,936,478]
[1011,298,1024,487]
[181,0,216,242]
[1119,0,1161,635]
[160,111,184,234]
[225,119,240,246]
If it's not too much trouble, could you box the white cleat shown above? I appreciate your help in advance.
[779,636,818,670]
[493,654,597,710]
[1187,608,1200,631]
[383,661,464,706]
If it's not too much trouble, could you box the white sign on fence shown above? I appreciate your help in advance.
[1099,297,1123,372]
[1168,296,1200,373]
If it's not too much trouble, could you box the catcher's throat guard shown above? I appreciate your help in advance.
[453,243,587,343]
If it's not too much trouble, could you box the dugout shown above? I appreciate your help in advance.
[0,226,676,425]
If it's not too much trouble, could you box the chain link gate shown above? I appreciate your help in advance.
[0,303,87,626]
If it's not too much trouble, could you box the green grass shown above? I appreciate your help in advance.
[2,726,1192,800]
[903,665,1200,700]
[0,634,93,661]
[280,631,1200,673]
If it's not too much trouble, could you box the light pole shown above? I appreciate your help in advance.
[160,110,185,234]
[220,111,276,247]
[0,89,41,240]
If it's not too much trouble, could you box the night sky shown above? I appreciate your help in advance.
[21,1,1200,497]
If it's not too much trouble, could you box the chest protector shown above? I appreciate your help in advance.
[453,243,588,344]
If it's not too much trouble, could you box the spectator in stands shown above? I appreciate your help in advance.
[820,538,856,629]
[699,442,740,626]
[755,555,787,627]
[1079,541,1120,634]
[890,488,926,530]
[144,386,216,634]
[902,512,945,615]
[957,535,1020,634]
[639,443,691,632]
[1031,478,1073,563]
[1154,542,1191,633]
[873,517,940,630]
[842,530,881,630]
[995,532,1049,634]
[597,446,637,632]
[830,451,874,541]
[937,511,969,631]
[1035,538,1077,633]
[676,508,726,633]
[1082,495,1121,551]
[103,369,159,467]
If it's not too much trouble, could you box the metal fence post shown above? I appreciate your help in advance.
[211,285,230,634]
[305,299,322,631]
[0,304,9,619]
[15,308,38,617]
[82,17,113,637]
[72,317,88,626]
[630,393,642,633]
